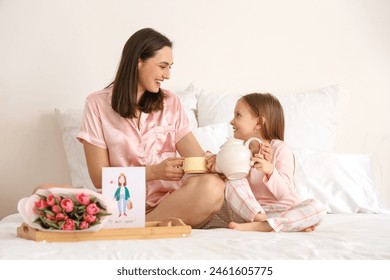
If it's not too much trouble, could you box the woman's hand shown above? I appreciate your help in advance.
[147,157,185,181]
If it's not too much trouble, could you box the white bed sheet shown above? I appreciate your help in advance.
[1,213,389,260]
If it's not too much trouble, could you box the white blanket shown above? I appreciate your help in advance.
[1,213,389,260]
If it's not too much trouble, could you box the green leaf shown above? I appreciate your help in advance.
[97,211,111,217]
[45,219,60,229]
[36,193,47,200]
[43,209,55,216]
[53,196,61,206]
[36,216,50,229]
[58,220,65,229]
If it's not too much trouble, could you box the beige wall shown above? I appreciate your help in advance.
[1,0,389,219]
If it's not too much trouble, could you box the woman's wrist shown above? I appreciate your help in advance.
[145,165,156,182]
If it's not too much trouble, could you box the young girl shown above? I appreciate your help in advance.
[209,93,326,232]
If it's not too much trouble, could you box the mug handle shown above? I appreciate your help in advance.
[244,137,262,166]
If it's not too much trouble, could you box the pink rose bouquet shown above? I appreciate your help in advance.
[18,188,113,232]
[33,191,110,230]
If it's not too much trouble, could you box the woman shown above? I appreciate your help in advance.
[76,28,225,228]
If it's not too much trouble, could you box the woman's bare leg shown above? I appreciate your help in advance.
[146,174,225,228]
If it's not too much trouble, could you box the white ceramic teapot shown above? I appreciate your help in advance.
[216,137,262,180]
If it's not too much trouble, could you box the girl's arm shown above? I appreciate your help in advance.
[260,143,296,200]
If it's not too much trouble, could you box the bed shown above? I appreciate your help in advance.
[0,212,390,260]
[1,84,389,261]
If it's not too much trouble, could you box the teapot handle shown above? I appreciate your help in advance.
[244,137,262,149]
[244,137,262,166]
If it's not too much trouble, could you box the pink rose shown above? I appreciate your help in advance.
[61,219,75,230]
[76,193,90,206]
[86,203,100,215]
[83,213,97,223]
[79,221,89,230]
[51,205,61,214]
[60,198,74,213]
[34,199,48,210]
[47,194,61,206]
[46,213,56,221]
[55,213,66,221]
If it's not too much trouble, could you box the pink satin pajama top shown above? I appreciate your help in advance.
[77,87,192,207]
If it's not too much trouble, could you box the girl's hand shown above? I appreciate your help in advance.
[248,141,273,162]
[251,153,274,178]
[260,142,273,162]
[248,140,261,155]
[205,152,226,179]
[205,152,217,173]
[150,157,185,181]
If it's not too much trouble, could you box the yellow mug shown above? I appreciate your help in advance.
[183,157,207,174]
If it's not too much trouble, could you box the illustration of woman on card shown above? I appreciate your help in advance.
[114,173,130,217]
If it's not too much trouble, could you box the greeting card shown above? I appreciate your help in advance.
[102,167,145,228]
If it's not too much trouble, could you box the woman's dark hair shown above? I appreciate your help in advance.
[109,28,173,118]
[241,93,285,141]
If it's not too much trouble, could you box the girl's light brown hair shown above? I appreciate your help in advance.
[241,93,285,141]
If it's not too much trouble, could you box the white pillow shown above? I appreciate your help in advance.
[196,85,341,152]
[294,150,387,213]
[281,85,340,152]
[174,82,199,129]
[55,108,96,190]
[174,82,198,111]
[196,88,242,128]
[192,123,229,154]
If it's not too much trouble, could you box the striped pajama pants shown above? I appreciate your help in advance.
[225,178,326,232]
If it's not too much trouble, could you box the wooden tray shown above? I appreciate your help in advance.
[16,218,191,242]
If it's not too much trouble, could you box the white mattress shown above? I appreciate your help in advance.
[1,213,390,260]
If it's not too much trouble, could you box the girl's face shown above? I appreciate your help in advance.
[230,99,260,141]
[119,176,125,185]
[137,46,173,95]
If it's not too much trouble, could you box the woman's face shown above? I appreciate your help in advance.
[230,99,259,141]
[137,46,173,95]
